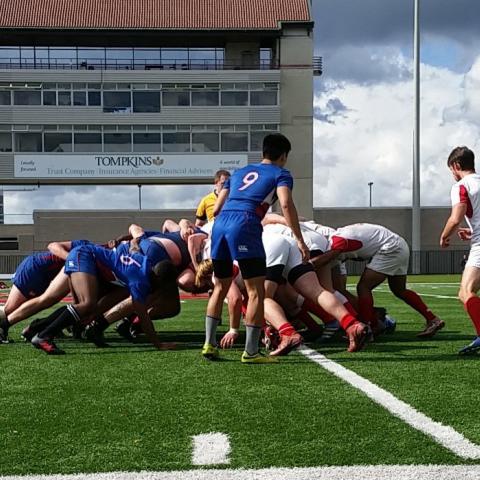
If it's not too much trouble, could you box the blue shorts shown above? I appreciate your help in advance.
[12,256,60,298]
[139,238,171,265]
[64,245,98,277]
[211,211,265,262]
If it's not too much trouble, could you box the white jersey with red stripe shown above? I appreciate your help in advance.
[329,223,403,261]
[451,173,480,245]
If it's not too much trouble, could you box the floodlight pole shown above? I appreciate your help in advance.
[368,182,373,207]
[138,184,142,210]
[412,0,421,274]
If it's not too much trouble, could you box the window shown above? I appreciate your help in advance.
[0,91,10,105]
[250,131,277,151]
[192,132,219,152]
[74,133,101,152]
[58,91,72,106]
[133,133,161,152]
[88,91,101,106]
[133,91,160,113]
[162,91,190,106]
[220,91,248,106]
[103,91,131,113]
[221,132,248,151]
[73,91,87,106]
[104,133,131,152]
[0,133,12,152]
[13,90,41,105]
[43,91,56,106]
[14,132,42,152]
[163,132,190,152]
[44,133,72,152]
[250,91,277,106]
[192,91,219,106]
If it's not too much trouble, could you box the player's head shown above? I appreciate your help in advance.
[195,259,214,289]
[447,146,475,180]
[214,169,230,193]
[263,133,291,166]
[150,260,177,290]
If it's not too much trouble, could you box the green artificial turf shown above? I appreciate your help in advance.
[0,275,479,475]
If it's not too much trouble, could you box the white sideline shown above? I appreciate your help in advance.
[299,346,480,459]
[192,433,230,465]
[2,465,480,480]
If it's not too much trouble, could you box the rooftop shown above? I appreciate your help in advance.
[0,0,312,31]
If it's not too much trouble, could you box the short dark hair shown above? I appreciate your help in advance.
[214,169,231,182]
[262,133,291,161]
[447,146,475,170]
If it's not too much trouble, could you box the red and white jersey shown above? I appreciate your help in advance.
[451,174,480,245]
[329,223,403,260]
[302,221,336,239]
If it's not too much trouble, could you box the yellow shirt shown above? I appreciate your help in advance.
[196,191,217,222]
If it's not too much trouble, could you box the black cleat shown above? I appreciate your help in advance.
[0,325,11,344]
[85,321,110,348]
[115,318,134,342]
[21,326,35,342]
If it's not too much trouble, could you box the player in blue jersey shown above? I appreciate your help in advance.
[0,239,91,343]
[30,242,177,355]
[202,133,310,363]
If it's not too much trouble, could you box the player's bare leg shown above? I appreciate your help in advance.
[457,266,480,354]
[0,285,28,343]
[356,268,386,332]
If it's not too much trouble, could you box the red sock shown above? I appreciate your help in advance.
[278,322,296,337]
[343,301,357,316]
[358,295,376,327]
[400,290,436,322]
[297,308,323,333]
[303,298,335,323]
[465,297,480,335]
[339,314,357,331]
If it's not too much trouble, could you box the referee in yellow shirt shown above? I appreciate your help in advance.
[195,169,231,226]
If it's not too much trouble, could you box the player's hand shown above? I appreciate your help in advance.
[130,238,140,253]
[440,236,450,248]
[298,241,310,262]
[180,225,195,241]
[220,329,239,349]
[457,228,472,241]
[107,239,118,248]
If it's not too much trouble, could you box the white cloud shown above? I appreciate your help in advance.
[314,55,480,207]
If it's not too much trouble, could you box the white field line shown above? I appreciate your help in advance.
[2,465,480,480]
[299,346,480,460]
[192,433,230,465]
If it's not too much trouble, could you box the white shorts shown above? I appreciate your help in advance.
[466,244,480,269]
[366,237,410,276]
[262,233,302,277]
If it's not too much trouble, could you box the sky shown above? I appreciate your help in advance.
[4,0,480,221]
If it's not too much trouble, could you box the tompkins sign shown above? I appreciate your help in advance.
[14,154,248,179]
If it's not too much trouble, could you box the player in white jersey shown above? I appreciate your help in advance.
[440,146,480,354]
[313,223,444,337]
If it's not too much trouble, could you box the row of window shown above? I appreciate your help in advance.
[0,129,279,153]
[0,90,278,110]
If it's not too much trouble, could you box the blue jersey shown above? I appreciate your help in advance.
[221,163,293,218]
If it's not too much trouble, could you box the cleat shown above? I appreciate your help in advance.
[85,321,109,348]
[241,351,279,364]
[383,314,397,334]
[417,317,445,338]
[31,334,65,355]
[21,326,35,343]
[202,343,219,360]
[0,325,11,344]
[115,318,134,342]
[270,333,303,356]
[346,322,370,353]
[317,321,341,343]
[459,336,480,356]
[262,326,280,351]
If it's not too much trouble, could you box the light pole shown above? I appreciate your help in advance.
[138,184,142,210]
[368,182,373,207]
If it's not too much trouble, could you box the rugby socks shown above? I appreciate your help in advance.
[245,324,262,356]
[302,298,335,323]
[334,290,358,316]
[28,306,68,334]
[0,306,6,321]
[205,315,221,346]
[0,317,10,334]
[399,290,436,322]
[339,314,357,331]
[278,322,297,337]
[38,305,80,339]
[297,308,323,333]
[465,297,480,335]
[94,314,110,332]
[358,295,376,328]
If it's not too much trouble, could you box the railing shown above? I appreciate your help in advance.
[313,56,322,76]
[0,58,280,71]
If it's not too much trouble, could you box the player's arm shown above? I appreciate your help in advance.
[440,203,467,248]
[195,198,207,227]
[310,249,342,268]
[47,241,73,260]
[128,224,146,253]
[162,219,180,233]
[212,187,229,217]
[187,233,208,271]
[219,282,242,349]
[276,186,309,262]
[132,300,163,349]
